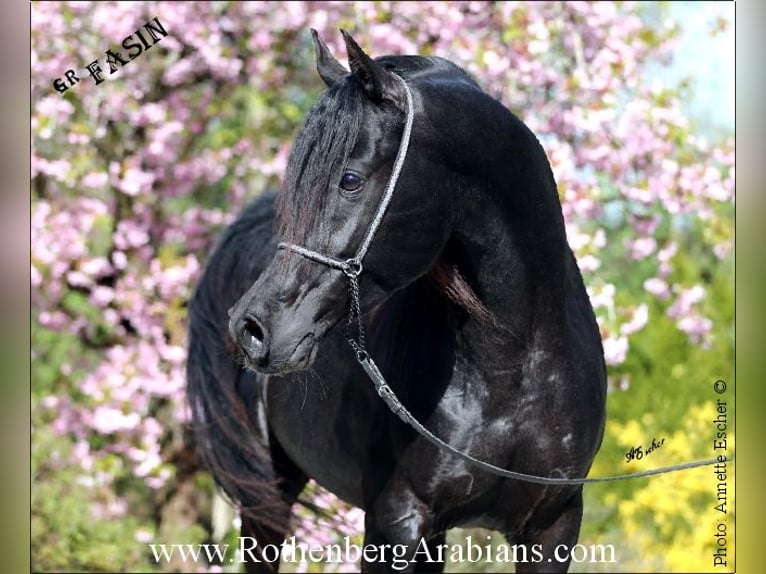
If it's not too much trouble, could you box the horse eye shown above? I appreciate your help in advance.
[340,172,364,192]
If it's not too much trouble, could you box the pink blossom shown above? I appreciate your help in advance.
[644,277,670,299]
[81,172,109,189]
[112,251,128,270]
[588,284,615,310]
[677,315,713,346]
[34,157,71,180]
[625,236,657,260]
[73,440,94,472]
[620,304,649,336]
[38,310,68,330]
[80,256,112,277]
[668,285,706,319]
[35,95,74,122]
[657,242,678,263]
[592,229,607,249]
[134,102,167,126]
[160,344,186,364]
[134,529,154,544]
[146,468,172,489]
[41,396,58,409]
[603,335,629,366]
[119,167,155,197]
[66,270,91,288]
[713,241,733,260]
[578,255,601,273]
[31,264,42,288]
[134,452,163,478]
[114,220,149,250]
[89,286,115,307]
[91,406,141,434]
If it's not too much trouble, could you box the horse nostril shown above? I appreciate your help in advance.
[243,315,265,345]
[232,312,269,367]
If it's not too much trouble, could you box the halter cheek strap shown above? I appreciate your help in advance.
[275,76,726,485]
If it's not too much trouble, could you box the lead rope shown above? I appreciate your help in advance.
[342,277,727,485]
[279,76,728,485]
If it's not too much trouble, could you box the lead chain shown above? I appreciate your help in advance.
[343,273,367,362]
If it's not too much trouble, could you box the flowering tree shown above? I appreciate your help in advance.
[32,2,733,572]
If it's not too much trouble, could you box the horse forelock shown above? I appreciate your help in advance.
[276,79,364,248]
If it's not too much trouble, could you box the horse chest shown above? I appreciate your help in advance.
[264,364,379,507]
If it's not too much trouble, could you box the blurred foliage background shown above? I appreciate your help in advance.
[31,2,734,572]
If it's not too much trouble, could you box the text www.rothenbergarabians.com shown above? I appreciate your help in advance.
[149,536,616,570]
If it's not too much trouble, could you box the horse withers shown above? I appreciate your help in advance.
[187,30,606,573]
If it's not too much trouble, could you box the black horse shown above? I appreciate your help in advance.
[187,30,606,573]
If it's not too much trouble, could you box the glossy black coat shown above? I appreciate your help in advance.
[187,31,606,573]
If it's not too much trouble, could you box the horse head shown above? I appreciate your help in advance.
[228,31,458,374]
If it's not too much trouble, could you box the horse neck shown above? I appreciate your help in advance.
[443,100,574,349]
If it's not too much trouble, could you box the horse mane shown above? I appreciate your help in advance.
[426,259,493,324]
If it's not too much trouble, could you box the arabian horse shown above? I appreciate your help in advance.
[187,30,606,573]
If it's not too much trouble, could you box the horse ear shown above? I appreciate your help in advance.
[341,29,404,107]
[311,29,348,88]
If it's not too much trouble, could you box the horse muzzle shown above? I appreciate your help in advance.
[228,307,322,375]
[227,262,351,375]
